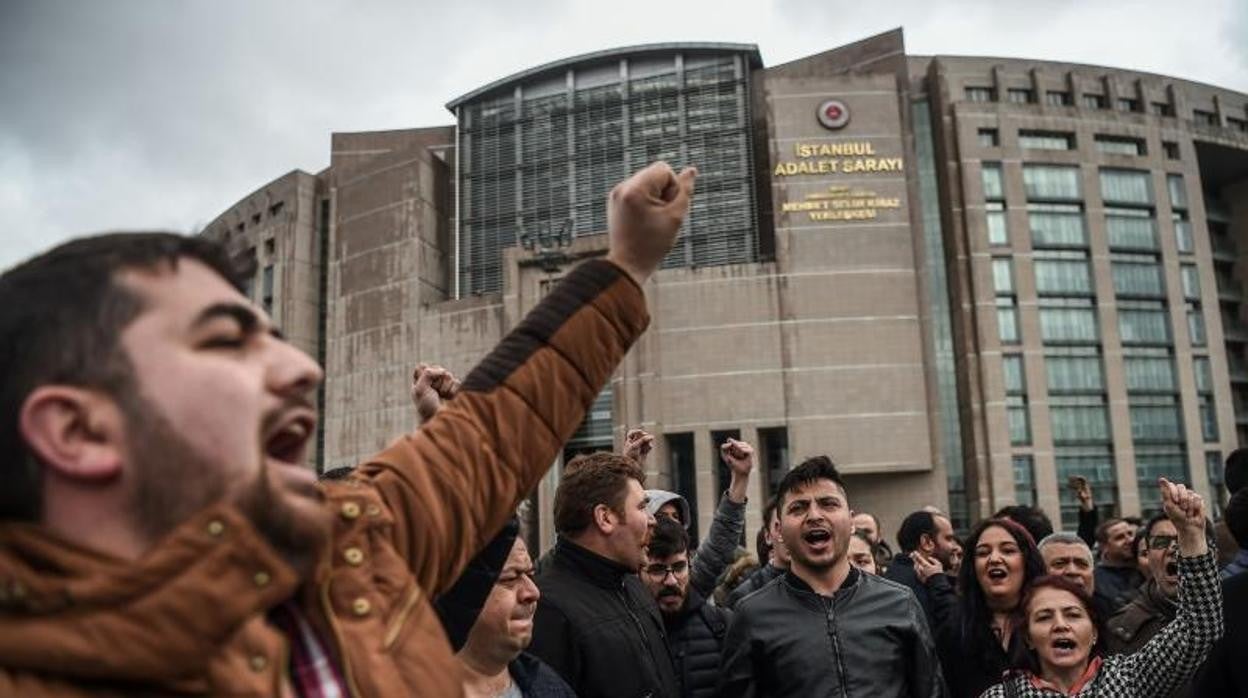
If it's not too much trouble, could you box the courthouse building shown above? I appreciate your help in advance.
[203,29,1248,546]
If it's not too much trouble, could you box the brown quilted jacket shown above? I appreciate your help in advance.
[0,259,647,697]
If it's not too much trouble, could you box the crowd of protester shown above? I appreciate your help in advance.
[1,161,1246,697]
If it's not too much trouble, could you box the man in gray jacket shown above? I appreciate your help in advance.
[636,431,752,598]
[718,456,946,697]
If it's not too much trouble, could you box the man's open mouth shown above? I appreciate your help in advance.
[1165,561,1179,577]
[803,529,832,546]
[264,411,316,465]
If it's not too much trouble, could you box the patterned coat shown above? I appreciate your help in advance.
[979,551,1222,698]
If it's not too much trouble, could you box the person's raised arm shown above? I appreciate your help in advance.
[356,163,696,596]
[690,438,753,596]
[1112,479,1222,698]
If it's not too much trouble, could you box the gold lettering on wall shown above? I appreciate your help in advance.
[780,186,902,221]
[772,141,904,177]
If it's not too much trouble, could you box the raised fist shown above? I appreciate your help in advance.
[719,438,756,478]
[606,162,697,285]
[1158,477,1205,535]
[623,428,655,465]
[412,363,460,424]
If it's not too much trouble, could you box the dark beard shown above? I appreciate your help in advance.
[126,391,328,576]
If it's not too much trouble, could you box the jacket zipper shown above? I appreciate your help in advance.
[824,596,850,697]
[618,585,660,697]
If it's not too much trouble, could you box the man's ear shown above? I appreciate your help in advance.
[592,503,617,535]
[919,533,935,554]
[20,386,125,482]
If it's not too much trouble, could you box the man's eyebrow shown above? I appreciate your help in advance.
[191,302,284,339]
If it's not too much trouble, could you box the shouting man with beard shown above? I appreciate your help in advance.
[718,456,947,698]
[641,516,732,698]
[0,161,696,696]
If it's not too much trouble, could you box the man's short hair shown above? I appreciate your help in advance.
[774,455,847,507]
[1037,532,1091,557]
[994,505,1054,544]
[0,232,247,522]
[853,510,881,529]
[1225,487,1248,549]
[896,510,943,554]
[647,516,690,560]
[1094,517,1126,545]
[553,451,646,535]
[1226,449,1248,495]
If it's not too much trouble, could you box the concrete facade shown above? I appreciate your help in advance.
[203,29,1248,547]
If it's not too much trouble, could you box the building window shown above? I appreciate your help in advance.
[978,128,1000,147]
[263,238,275,256]
[1046,90,1073,107]
[1095,135,1145,156]
[1019,130,1075,150]
[1057,445,1116,527]
[1150,102,1175,117]
[757,426,790,501]
[1040,302,1099,343]
[1187,303,1207,346]
[1004,355,1030,445]
[1228,116,1248,133]
[1082,93,1107,110]
[987,202,1009,246]
[666,433,699,541]
[1007,88,1036,104]
[1181,264,1201,301]
[1105,207,1157,251]
[1023,164,1081,201]
[1193,109,1218,126]
[1051,395,1111,442]
[993,258,1015,294]
[1174,212,1194,254]
[1162,141,1180,159]
[998,297,1021,344]
[1046,346,1105,393]
[966,86,996,103]
[1111,254,1164,297]
[1207,451,1226,514]
[982,162,1005,199]
[1124,349,1176,392]
[1118,300,1171,345]
[1013,455,1037,505]
[262,264,274,314]
[1029,203,1087,248]
[1117,97,1141,113]
[1195,357,1218,442]
[1167,174,1188,209]
[1100,169,1153,206]
[251,213,261,225]
[1034,251,1093,296]
[1136,443,1190,516]
[268,201,285,217]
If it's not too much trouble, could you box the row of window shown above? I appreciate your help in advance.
[964,84,1247,131]
[977,128,1180,160]
[229,200,287,236]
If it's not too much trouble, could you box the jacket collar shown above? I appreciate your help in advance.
[0,504,301,683]
[553,536,636,589]
[782,565,861,599]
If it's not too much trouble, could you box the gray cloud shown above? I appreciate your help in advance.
[1,0,1244,269]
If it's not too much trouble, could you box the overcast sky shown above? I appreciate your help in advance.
[2,0,1245,269]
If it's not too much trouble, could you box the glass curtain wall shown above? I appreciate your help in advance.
[457,50,758,295]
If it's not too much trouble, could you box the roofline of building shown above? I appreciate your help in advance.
[203,168,318,229]
[910,53,1248,99]
[445,41,764,111]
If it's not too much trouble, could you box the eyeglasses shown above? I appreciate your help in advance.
[643,561,689,579]
[1148,534,1178,551]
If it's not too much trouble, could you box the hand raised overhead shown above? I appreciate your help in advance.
[606,162,697,286]
[411,363,460,424]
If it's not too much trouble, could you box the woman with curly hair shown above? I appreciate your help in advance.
[924,516,1047,697]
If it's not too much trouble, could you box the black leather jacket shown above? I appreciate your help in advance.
[718,567,946,697]
[664,588,731,698]
[529,537,680,698]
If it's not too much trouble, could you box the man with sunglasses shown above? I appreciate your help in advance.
[1107,511,1215,697]
[640,516,732,698]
